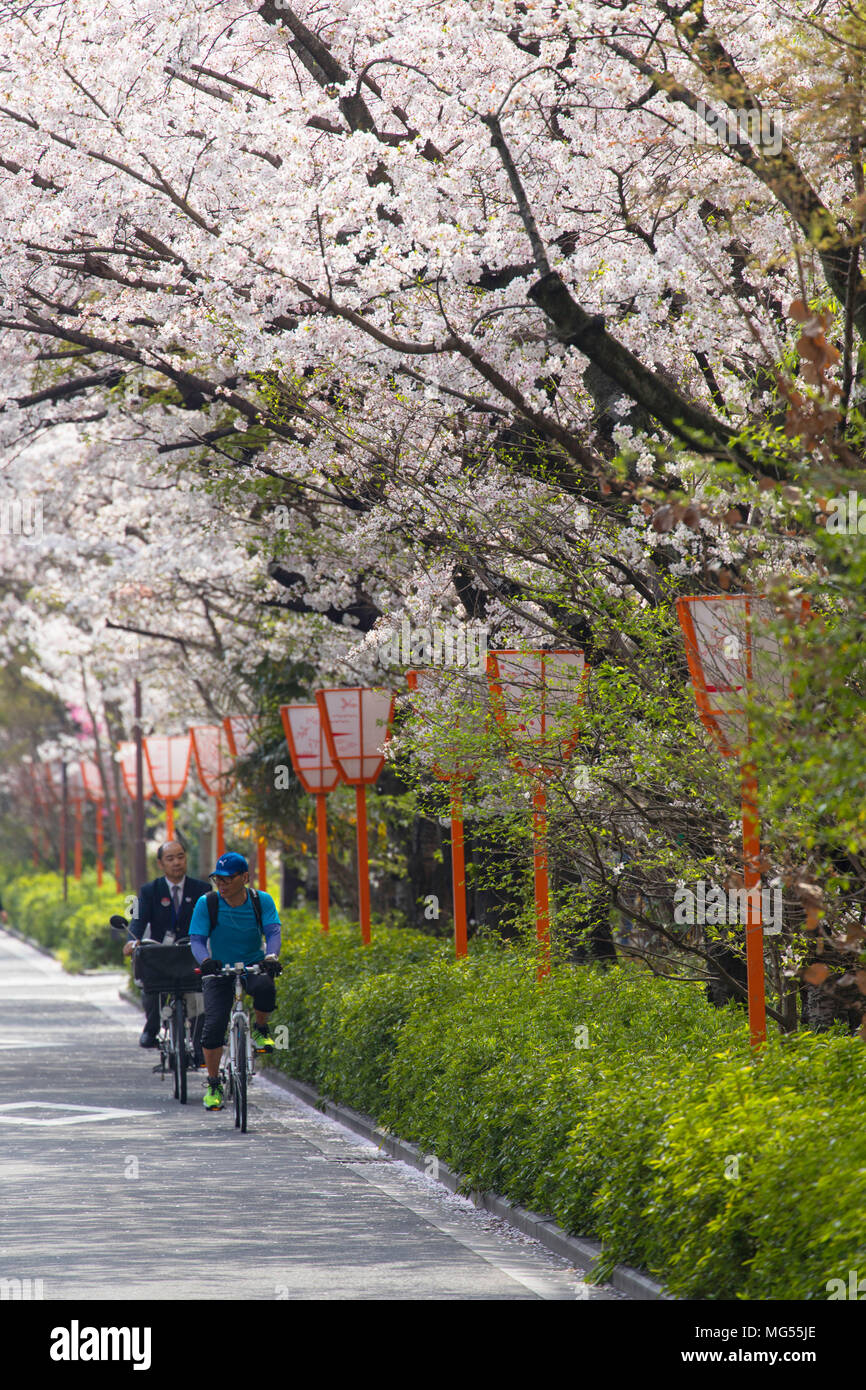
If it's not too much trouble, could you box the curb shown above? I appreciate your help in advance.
[2,925,131,978]
[0,922,56,959]
[262,1065,668,1302]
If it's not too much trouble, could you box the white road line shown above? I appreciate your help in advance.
[0,1102,158,1125]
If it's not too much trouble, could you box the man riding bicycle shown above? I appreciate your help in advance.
[189,851,282,1112]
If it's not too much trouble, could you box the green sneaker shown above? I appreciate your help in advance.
[250,1023,274,1053]
[203,1079,224,1110]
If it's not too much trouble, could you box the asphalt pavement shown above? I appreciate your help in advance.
[0,928,624,1301]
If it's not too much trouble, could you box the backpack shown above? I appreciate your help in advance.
[206,887,264,938]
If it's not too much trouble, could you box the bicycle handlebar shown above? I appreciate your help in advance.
[134,936,192,947]
[207,961,266,977]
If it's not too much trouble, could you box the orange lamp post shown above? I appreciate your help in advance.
[191,725,232,859]
[405,669,482,959]
[487,650,587,980]
[316,687,395,945]
[224,716,267,890]
[677,593,810,1048]
[143,734,191,841]
[280,703,343,933]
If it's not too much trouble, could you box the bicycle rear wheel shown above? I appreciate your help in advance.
[172,996,187,1104]
[232,1016,247,1132]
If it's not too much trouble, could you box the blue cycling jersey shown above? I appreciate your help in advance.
[189,890,281,966]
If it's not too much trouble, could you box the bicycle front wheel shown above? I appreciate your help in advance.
[232,1017,247,1132]
[172,996,187,1104]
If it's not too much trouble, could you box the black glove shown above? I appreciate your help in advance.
[199,957,223,977]
[262,955,282,978]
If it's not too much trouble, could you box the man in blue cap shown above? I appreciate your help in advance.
[188,851,283,1112]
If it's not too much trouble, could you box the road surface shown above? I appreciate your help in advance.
[0,928,624,1301]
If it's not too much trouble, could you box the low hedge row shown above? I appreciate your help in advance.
[270,913,866,1300]
[1,870,129,972]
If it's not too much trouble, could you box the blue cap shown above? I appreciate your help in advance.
[211,851,249,878]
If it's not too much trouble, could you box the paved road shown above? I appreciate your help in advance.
[0,929,623,1301]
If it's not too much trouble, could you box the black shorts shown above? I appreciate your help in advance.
[200,972,276,1050]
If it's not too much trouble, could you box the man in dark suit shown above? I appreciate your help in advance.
[123,840,210,1055]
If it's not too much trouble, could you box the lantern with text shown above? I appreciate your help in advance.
[118,741,154,801]
[143,735,191,840]
[316,687,395,945]
[191,725,232,859]
[405,670,483,958]
[677,594,810,1048]
[281,703,343,933]
[487,650,587,979]
[223,715,268,890]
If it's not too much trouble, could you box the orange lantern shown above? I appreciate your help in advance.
[191,725,232,858]
[281,703,343,933]
[677,593,810,1047]
[143,735,191,840]
[405,669,483,958]
[487,650,588,979]
[223,715,268,891]
[118,740,155,800]
[316,687,395,945]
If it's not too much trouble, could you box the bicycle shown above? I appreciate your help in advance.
[208,961,268,1133]
[110,916,202,1105]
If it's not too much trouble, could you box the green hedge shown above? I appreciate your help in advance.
[1,870,129,972]
[270,913,866,1300]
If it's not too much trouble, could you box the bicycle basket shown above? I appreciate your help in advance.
[134,943,201,994]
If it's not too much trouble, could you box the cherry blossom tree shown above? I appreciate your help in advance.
[0,0,863,1025]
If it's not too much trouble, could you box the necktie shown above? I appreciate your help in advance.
[172,885,181,921]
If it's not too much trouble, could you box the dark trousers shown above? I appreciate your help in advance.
[143,989,205,1063]
[200,973,276,1050]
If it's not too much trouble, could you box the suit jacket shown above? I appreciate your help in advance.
[132,875,211,943]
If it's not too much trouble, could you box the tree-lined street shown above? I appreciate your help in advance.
[1,0,866,1332]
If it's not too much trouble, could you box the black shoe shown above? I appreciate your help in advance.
[139,1030,159,1048]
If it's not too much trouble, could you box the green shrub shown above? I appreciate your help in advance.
[268,913,866,1299]
[270,913,445,1089]
[638,1035,866,1299]
[1,869,129,971]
